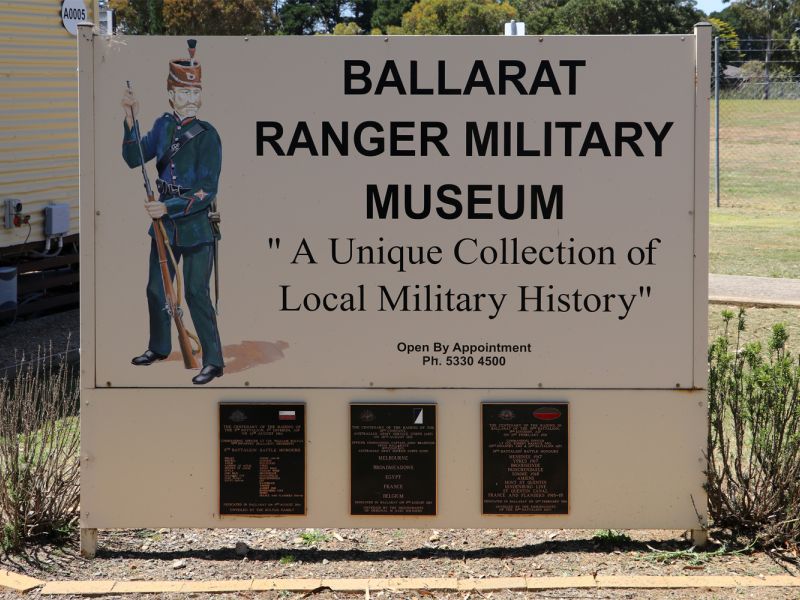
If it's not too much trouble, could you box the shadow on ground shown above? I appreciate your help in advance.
[90,537,708,564]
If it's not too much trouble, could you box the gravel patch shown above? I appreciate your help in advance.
[0,308,79,375]
[1,528,798,599]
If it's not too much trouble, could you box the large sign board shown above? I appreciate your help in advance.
[79,28,709,531]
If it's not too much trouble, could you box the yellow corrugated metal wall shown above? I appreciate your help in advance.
[0,0,93,248]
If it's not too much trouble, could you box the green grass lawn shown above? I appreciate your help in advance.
[710,99,800,278]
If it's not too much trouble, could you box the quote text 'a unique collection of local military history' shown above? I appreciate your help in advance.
[256,58,675,322]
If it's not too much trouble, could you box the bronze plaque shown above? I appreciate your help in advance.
[219,403,305,516]
[351,404,436,515]
[482,403,568,515]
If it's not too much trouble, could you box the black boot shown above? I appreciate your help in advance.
[131,350,168,366]
[192,365,223,385]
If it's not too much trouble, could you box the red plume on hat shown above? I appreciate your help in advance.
[168,39,201,90]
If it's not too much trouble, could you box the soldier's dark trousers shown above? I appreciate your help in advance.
[146,240,223,368]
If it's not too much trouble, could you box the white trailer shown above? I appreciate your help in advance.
[0,0,97,316]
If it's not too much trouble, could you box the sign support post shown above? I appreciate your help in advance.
[690,21,712,548]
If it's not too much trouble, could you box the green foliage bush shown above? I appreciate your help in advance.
[401,0,516,35]
[0,355,80,552]
[707,309,800,547]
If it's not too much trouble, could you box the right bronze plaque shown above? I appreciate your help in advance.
[482,403,568,515]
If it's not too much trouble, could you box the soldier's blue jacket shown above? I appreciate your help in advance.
[123,113,222,248]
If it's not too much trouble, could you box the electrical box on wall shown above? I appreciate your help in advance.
[3,199,21,229]
[44,203,71,236]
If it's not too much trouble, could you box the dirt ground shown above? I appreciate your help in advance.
[2,527,799,599]
[0,309,78,375]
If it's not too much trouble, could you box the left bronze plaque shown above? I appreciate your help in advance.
[219,404,305,516]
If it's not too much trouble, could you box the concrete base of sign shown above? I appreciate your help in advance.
[80,528,97,559]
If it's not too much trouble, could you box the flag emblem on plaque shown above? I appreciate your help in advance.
[533,407,562,421]
[278,410,296,421]
[413,408,424,424]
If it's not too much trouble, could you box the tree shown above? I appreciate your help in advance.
[371,0,416,32]
[352,0,377,31]
[556,0,627,34]
[279,0,348,34]
[625,0,702,34]
[401,0,517,35]
[718,0,796,38]
[261,0,283,34]
[790,32,800,64]
[556,0,701,35]
[162,0,266,35]
[318,0,350,32]
[279,0,318,33]
[110,0,165,34]
[709,17,742,66]
[508,0,567,34]
[718,1,798,96]
[332,21,362,33]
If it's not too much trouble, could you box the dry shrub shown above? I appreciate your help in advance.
[0,352,80,552]
[707,309,800,547]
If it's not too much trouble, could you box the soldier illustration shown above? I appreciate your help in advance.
[121,40,224,385]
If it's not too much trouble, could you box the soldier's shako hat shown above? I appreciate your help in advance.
[167,39,201,90]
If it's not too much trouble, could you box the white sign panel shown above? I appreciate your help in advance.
[89,36,700,390]
[79,30,709,532]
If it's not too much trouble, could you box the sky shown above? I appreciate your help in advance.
[694,0,728,16]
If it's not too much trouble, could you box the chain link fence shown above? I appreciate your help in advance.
[712,38,800,208]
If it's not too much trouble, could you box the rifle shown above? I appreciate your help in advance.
[126,81,199,370]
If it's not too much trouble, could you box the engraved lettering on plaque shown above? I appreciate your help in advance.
[219,404,305,516]
[351,404,436,516]
[482,403,568,515]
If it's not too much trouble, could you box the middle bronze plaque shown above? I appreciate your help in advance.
[350,404,437,516]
